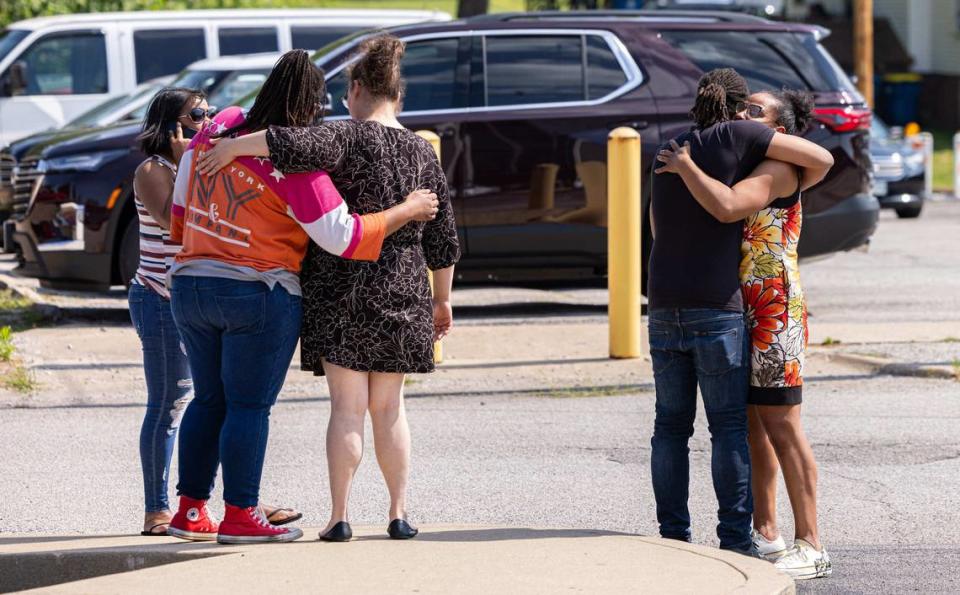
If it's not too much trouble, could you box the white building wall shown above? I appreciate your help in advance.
[928,0,960,74]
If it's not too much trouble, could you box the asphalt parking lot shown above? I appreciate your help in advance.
[1,200,959,593]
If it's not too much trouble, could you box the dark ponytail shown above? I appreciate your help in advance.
[689,68,749,130]
[770,89,815,135]
[137,87,205,156]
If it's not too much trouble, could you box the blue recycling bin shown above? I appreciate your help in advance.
[877,73,922,126]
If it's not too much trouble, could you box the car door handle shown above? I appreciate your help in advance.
[438,129,456,139]
[629,121,650,130]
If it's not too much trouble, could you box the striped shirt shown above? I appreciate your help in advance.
[133,155,181,299]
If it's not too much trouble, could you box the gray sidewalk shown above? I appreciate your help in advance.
[1,526,794,594]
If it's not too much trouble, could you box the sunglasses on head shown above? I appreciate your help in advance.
[179,107,211,124]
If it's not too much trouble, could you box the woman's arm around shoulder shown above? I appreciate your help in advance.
[656,140,796,223]
[765,132,834,190]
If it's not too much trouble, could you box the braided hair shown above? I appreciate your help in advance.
[689,68,749,130]
[768,89,815,135]
[218,49,325,137]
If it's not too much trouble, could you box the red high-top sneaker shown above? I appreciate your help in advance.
[168,496,219,541]
[217,503,303,544]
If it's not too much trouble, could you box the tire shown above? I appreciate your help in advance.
[895,205,923,219]
[118,217,139,287]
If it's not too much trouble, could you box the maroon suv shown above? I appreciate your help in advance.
[315,10,877,283]
[8,10,877,290]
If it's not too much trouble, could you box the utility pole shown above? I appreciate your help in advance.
[457,0,490,18]
[853,0,874,106]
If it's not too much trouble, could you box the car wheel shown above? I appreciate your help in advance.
[895,205,923,218]
[118,218,139,287]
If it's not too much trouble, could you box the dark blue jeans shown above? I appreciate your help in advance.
[129,284,193,512]
[170,276,301,508]
[648,308,752,551]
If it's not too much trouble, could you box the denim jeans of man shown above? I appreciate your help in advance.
[170,276,301,508]
[648,308,752,551]
[129,283,193,513]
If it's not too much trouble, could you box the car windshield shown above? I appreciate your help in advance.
[126,69,229,121]
[660,30,860,95]
[66,82,163,127]
[234,32,370,110]
[206,69,271,109]
[870,117,889,140]
[0,29,28,63]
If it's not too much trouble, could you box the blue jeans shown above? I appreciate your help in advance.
[170,276,301,508]
[129,283,193,513]
[648,308,752,551]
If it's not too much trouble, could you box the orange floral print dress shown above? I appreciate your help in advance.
[740,186,807,406]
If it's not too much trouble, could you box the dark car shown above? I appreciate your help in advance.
[869,118,925,218]
[7,10,878,290]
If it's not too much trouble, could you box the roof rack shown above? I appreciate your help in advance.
[466,10,771,24]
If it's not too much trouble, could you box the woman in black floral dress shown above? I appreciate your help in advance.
[197,34,459,541]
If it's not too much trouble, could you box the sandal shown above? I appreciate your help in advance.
[264,507,303,526]
[140,522,170,537]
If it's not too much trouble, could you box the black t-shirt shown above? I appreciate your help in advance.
[647,120,775,312]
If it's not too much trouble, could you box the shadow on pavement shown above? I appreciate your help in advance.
[385,527,632,543]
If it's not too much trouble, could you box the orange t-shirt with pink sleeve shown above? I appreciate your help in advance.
[171,107,385,278]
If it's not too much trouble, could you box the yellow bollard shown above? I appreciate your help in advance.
[415,130,443,364]
[607,127,642,359]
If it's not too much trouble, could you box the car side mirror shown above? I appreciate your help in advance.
[7,60,27,97]
[321,92,334,116]
[1,61,28,96]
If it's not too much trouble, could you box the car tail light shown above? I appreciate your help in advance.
[813,107,872,132]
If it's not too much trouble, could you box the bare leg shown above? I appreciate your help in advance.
[368,371,410,522]
[322,359,369,533]
[757,404,821,549]
[748,405,781,542]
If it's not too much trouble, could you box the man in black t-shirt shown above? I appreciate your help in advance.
[646,119,774,554]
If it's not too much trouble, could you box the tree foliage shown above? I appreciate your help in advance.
[0,1,333,27]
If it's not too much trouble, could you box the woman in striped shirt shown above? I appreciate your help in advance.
[131,88,302,536]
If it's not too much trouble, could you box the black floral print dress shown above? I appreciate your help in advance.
[266,120,460,375]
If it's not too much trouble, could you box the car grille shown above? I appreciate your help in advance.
[0,153,14,208]
[872,154,904,180]
[12,158,43,216]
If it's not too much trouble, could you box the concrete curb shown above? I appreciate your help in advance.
[0,526,795,594]
[823,351,958,381]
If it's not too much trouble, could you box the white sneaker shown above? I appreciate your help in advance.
[774,539,832,580]
[752,530,788,560]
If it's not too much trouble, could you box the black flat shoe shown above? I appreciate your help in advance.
[319,521,352,542]
[387,519,418,540]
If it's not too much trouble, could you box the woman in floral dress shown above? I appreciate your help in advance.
[655,89,832,580]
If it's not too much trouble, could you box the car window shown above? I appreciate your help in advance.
[0,29,29,63]
[15,31,107,95]
[659,31,808,92]
[127,69,229,121]
[134,29,206,83]
[67,83,163,127]
[323,68,349,118]
[292,26,362,51]
[322,37,461,117]
[586,35,627,100]
[219,27,278,56]
[207,70,271,108]
[402,38,461,112]
[485,35,584,107]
